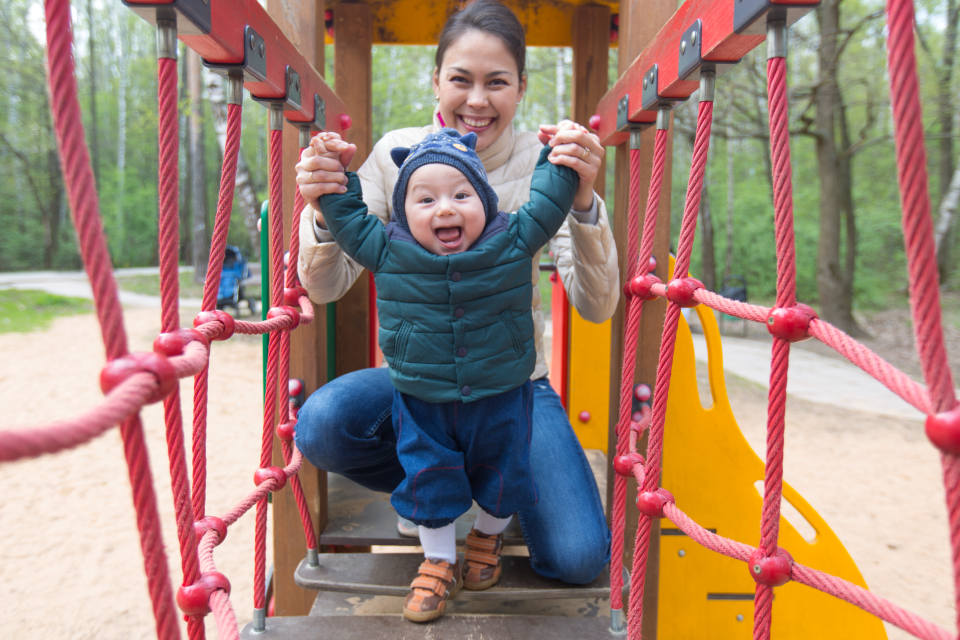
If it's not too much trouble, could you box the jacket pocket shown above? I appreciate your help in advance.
[499,310,525,359]
[394,320,413,369]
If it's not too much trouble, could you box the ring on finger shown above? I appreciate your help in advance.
[580,146,590,161]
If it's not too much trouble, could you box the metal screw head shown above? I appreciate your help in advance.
[753,564,762,574]
[678,549,686,557]
[737,615,744,622]
[296,80,301,92]
[643,77,648,89]
[259,43,265,58]
[681,41,686,54]
[249,34,255,50]
[691,30,698,45]
[649,71,655,82]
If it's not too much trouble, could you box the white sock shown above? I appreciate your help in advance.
[474,511,512,536]
[418,522,457,565]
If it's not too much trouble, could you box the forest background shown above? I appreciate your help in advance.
[1,0,958,336]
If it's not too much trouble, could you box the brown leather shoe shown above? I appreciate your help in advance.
[402,558,463,622]
[463,528,503,590]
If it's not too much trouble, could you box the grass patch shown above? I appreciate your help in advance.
[0,289,93,333]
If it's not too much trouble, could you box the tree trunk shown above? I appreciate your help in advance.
[936,159,960,269]
[188,50,208,282]
[816,0,864,335]
[700,169,716,292]
[179,50,190,263]
[87,0,99,186]
[726,124,735,279]
[207,72,262,258]
[938,0,960,283]
[116,12,128,266]
[838,100,862,334]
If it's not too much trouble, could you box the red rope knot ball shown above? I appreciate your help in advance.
[613,452,645,478]
[588,115,601,131]
[628,274,662,301]
[665,277,704,308]
[340,114,353,131]
[100,352,177,404]
[193,516,228,547]
[267,305,301,331]
[636,488,675,518]
[176,571,231,617]
[748,547,794,587]
[648,255,657,273]
[254,466,288,492]
[276,420,298,442]
[284,286,308,307]
[153,328,209,357]
[633,383,652,403]
[193,310,235,341]
[925,404,960,455]
[765,303,817,342]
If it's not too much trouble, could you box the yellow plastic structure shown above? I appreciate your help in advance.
[567,309,613,452]
[657,258,887,638]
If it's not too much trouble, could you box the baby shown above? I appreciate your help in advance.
[314,128,576,622]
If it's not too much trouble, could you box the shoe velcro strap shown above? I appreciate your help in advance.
[465,549,499,566]
[418,563,454,581]
[466,533,498,551]
[411,575,444,594]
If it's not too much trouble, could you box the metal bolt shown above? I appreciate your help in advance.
[691,30,698,45]
[649,71,655,83]
[737,615,744,622]
[249,34,255,50]
[681,41,686,55]
[643,77,648,89]
[259,43,265,58]
[678,549,686,557]
[753,564,762,574]
[296,80,301,92]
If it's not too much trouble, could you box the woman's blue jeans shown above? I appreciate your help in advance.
[295,367,611,584]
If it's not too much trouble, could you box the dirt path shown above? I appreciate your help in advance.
[0,308,955,639]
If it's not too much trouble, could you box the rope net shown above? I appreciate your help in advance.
[4,0,959,637]
[609,1,960,639]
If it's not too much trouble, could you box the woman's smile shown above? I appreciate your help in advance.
[459,115,495,130]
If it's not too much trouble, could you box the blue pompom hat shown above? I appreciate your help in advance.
[390,128,499,229]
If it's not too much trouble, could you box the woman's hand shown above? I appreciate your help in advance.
[295,132,357,228]
[539,120,605,212]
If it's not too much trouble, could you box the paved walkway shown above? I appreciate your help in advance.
[0,267,205,308]
[690,333,929,422]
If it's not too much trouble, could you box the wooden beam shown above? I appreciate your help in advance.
[572,4,610,200]
[606,0,675,635]
[266,0,326,618]
[334,2,374,376]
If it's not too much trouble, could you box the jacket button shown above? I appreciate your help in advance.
[451,271,461,282]
[454,308,464,318]
[461,385,471,396]
[457,347,467,357]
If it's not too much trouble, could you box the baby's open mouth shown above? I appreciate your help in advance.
[435,226,463,246]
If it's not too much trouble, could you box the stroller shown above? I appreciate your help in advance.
[216,245,258,315]
[718,274,748,336]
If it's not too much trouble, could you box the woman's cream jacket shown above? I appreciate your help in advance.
[297,118,620,382]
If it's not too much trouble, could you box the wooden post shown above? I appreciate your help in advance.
[606,0,676,635]
[266,0,326,617]
[572,4,610,200]
[334,2,374,377]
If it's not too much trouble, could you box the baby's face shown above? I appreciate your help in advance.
[404,163,486,255]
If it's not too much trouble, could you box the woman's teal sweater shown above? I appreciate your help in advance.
[319,145,576,403]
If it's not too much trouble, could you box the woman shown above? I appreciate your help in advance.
[294,0,619,590]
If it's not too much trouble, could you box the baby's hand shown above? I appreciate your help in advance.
[296,132,357,215]
[311,131,350,164]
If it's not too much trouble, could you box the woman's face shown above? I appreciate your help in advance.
[433,30,526,152]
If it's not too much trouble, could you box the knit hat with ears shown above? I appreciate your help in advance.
[390,128,499,229]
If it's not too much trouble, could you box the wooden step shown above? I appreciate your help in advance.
[320,473,525,547]
[240,614,622,639]
[294,553,627,600]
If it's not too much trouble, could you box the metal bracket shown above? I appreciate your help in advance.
[252,65,302,111]
[733,0,820,36]
[677,19,741,81]
[121,0,211,36]
[203,25,267,83]
[640,64,685,112]
[616,95,630,132]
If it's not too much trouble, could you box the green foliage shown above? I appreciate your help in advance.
[0,289,93,333]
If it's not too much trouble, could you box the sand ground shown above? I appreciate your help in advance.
[0,306,954,639]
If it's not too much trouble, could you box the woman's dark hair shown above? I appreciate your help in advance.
[435,0,526,77]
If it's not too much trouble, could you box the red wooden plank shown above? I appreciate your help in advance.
[593,0,819,145]
[122,0,346,132]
